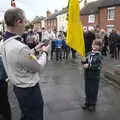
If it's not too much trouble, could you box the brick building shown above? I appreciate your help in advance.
[33,10,58,30]
[81,0,120,33]
[45,11,58,30]
[81,1,100,28]
[33,16,45,30]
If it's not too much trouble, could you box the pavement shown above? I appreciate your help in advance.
[8,58,120,120]
[103,57,120,87]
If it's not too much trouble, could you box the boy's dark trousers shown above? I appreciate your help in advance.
[56,48,62,61]
[63,47,70,60]
[51,48,55,60]
[84,71,100,107]
[110,44,117,59]
[0,81,11,120]
[13,83,44,120]
[51,41,55,60]
[102,45,107,56]
[117,46,120,59]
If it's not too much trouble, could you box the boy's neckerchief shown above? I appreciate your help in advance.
[88,50,101,65]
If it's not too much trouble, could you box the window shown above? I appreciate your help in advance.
[107,7,115,20]
[88,15,95,23]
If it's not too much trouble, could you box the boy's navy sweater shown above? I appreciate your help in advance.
[55,39,63,48]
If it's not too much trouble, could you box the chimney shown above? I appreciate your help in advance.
[46,10,52,17]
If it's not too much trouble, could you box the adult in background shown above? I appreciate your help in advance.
[47,29,56,60]
[62,39,70,60]
[41,27,49,42]
[116,31,120,59]
[99,29,108,56]
[25,29,39,49]
[94,26,101,39]
[37,29,42,42]
[0,41,11,120]
[109,29,119,59]
[0,8,49,120]
[84,27,96,55]
[62,32,70,60]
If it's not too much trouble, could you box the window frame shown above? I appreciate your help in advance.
[107,7,115,21]
[88,14,96,23]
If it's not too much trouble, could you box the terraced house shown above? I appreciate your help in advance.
[81,0,120,33]
[45,10,58,30]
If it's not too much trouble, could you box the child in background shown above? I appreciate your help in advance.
[81,39,103,112]
[62,39,70,60]
[55,35,63,61]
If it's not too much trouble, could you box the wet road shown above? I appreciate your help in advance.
[8,60,120,120]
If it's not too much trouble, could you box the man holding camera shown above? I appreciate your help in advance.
[0,8,49,120]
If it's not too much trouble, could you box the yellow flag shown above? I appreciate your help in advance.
[66,0,85,56]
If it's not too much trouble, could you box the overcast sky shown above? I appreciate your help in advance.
[0,0,68,20]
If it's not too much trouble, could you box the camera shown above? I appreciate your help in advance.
[40,39,49,47]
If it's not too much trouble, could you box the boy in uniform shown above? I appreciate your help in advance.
[81,39,103,112]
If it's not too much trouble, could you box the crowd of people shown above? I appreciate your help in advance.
[22,28,77,61]
[1,24,120,61]
[0,29,79,63]
[18,25,120,61]
[84,26,120,59]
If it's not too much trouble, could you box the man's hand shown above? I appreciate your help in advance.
[35,43,49,52]
[41,45,50,52]
[83,64,89,69]
[34,43,43,52]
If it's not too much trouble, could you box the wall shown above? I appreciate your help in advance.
[57,13,68,32]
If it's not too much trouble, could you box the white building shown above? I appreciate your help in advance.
[57,8,68,32]
[41,19,45,28]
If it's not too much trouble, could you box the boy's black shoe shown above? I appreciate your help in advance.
[87,106,96,112]
[82,104,89,110]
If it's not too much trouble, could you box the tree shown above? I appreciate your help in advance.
[25,23,34,31]
[33,16,40,21]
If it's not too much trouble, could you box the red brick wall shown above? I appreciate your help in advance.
[80,14,99,27]
[80,6,120,32]
[99,6,120,31]
[45,18,57,30]
[80,15,88,26]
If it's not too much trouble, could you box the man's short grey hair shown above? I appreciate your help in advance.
[4,8,25,26]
